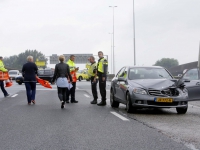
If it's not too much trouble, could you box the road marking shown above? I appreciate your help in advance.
[110,111,129,121]
[84,94,90,98]
[11,94,18,97]
[76,87,79,89]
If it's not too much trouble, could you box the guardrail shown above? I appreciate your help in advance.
[107,74,115,81]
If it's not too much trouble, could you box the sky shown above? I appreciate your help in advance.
[0,0,200,73]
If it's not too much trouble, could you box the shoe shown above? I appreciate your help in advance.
[61,101,65,109]
[4,94,10,97]
[31,100,35,104]
[71,100,78,103]
[90,100,97,104]
[97,101,106,106]
[66,100,69,103]
[28,103,31,105]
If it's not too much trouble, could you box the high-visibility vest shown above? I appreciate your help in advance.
[67,59,77,82]
[88,62,97,77]
[0,71,9,80]
[0,60,8,72]
[97,58,108,73]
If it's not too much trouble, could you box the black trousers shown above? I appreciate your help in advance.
[0,81,8,97]
[98,76,106,101]
[90,76,98,100]
[66,82,76,101]
[57,87,68,102]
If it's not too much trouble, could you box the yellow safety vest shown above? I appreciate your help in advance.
[0,60,8,72]
[97,58,108,73]
[88,62,97,77]
[67,59,76,72]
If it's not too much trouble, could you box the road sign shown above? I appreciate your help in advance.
[35,61,46,67]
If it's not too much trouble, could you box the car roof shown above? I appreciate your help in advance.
[124,66,164,69]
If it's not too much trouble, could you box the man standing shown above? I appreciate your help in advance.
[87,56,98,104]
[0,56,10,97]
[66,55,78,103]
[97,51,108,106]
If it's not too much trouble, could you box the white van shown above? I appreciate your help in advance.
[8,70,21,80]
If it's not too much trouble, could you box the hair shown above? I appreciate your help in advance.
[27,56,33,62]
[70,55,75,59]
[59,55,65,62]
[0,56,2,59]
[98,51,103,55]
[90,56,95,60]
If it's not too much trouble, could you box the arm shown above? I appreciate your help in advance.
[67,64,72,82]
[52,64,58,83]
[0,61,8,72]
[102,59,108,77]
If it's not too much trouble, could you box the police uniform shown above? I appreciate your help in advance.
[97,57,108,106]
[66,59,78,103]
[87,61,98,104]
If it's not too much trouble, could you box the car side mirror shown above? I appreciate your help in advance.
[118,77,126,82]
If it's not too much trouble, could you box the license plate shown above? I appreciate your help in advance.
[155,97,173,103]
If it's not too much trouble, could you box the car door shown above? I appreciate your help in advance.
[182,68,200,101]
[112,67,125,100]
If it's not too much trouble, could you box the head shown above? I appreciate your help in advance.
[89,56,95,63]
[27,56,34,62]
[0,56,3,61]
[70,55,75,62]
[59,55,65,63]
[98,51,103,58]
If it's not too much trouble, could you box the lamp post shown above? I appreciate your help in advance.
[109,33,113,74]
[133,0,136,66]
[109,6,117,74]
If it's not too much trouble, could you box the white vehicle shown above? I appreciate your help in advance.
[8,70,21,80]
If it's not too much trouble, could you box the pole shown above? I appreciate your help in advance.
[133,0,136,66]
[109,33,113,74]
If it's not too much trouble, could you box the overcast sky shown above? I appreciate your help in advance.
[1,0,200,73]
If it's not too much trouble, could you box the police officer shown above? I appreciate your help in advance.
[66,55,78,103]
[97,51,108,106]
[87,56,98,104]
[0,56,10,97]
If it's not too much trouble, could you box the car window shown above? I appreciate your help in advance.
[8,71,18,74]
[128,67,173,80]
[183,69,199,80]
[116,67,125,78]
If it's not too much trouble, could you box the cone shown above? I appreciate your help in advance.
[36,76,52,89]
[5,79,13,87]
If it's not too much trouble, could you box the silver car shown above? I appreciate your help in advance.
[110,66,189,114]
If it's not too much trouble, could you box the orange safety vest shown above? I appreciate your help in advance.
[0,71,9,80]
[71,70,77,82]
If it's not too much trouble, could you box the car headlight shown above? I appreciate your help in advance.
[133,88,147,95]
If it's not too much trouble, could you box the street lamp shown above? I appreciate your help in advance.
[133,0,136,66]
[109,6,117,74]
[109,33,113,74]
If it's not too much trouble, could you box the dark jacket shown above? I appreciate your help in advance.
[22,62,38,82]
[52,62,72,82]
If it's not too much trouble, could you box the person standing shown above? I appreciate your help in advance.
[22,56,38,105]
[0,56,10,97]
[87,56,98,104]
[52,55,72,109]
[66,55,78,103]
[97,51,108,106]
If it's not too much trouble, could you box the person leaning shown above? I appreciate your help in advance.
[87,56,98,104]
[0,56,10,97]
[97,51,108,106]
[22,56,38,105]
[66,55,78,103]
[52,55,72,109]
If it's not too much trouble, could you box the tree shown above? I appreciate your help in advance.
[3,50,48,70]
[154,58,179,69]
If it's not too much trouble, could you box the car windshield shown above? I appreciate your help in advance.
[38,69,53,75]
[9,71,18,74]
[128,67,173,80]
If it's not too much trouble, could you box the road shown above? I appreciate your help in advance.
[0,80,199,150]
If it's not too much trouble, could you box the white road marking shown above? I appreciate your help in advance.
[11,94,18,97]
[110,111,129,121]
[84,94,90,98]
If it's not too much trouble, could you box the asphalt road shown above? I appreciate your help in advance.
[0,80,198,150]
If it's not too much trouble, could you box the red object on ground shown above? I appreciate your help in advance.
[0,71,13,87]
[36,76,52,89]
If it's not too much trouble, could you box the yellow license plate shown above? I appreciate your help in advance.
[155,98,173,103]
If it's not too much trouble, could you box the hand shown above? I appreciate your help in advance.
[93,78,96,83]
[52,82,55,85]
[102,77,105,81]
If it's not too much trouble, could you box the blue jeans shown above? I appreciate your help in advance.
[25,82,36,103]
[0,81,8,96]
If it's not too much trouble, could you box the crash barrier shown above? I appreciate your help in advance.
[107,74,115,81]
[0,71,13,87]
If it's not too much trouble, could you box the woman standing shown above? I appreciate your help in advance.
[22,56,38,105]
[52,55,72,109]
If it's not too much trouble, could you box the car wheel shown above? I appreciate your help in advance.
[110,89,119,108]
[176,106,188,114]
[18,83,22,85]
[78,76,82,81]
[126,92,134,113]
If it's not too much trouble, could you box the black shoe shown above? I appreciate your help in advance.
[97,101,106,106]
[71,100,78,103]
[90,100,97,104]
[4,94,10,97]
[66,100,69,103]
[61,101,65,109]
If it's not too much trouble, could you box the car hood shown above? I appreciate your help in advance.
[128,79,176,90]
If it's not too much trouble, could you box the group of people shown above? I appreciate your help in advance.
[0,51,108,109]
